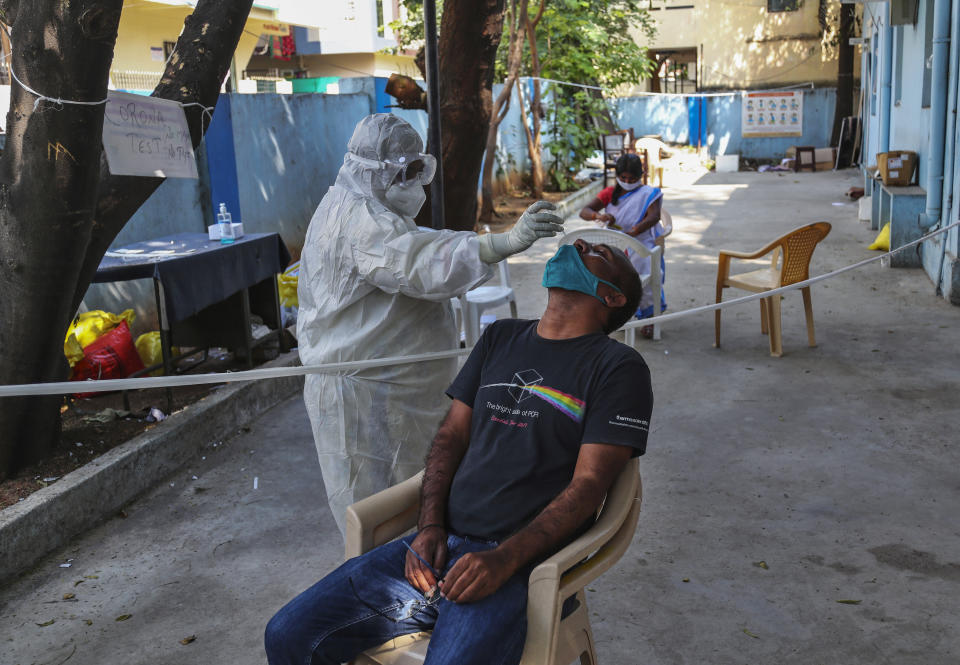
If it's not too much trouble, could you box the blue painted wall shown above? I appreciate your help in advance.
[85,147,209,334]
[227,91,372,255]
[489,82,532,183]
[82,78,833,325]
[614,88,837,159]
[205,95,242,226]
[82,90,372,325]
[614,95,689,144]
[862,0,960,300]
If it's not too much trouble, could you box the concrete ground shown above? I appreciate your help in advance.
[3,168,959,665]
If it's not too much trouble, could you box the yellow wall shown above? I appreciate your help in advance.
[641,0,856,90]
[112,1,282,89]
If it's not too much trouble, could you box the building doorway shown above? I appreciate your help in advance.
[649,47,698,93]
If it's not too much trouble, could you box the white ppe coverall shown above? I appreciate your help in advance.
[297,114,493,534]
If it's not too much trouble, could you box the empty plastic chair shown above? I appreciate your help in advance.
[715,221,831,357]
[459,259,517,346]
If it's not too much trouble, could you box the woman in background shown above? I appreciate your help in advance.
[579,153,666,338]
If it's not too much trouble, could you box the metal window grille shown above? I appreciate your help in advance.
[110,70,163,91]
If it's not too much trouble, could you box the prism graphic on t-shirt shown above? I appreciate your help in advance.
[480,370,586,423]
[506,369,542,403]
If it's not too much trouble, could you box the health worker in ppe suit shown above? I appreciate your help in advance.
[297,113,564,535]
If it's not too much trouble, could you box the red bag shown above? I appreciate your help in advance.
[71,321,145,394]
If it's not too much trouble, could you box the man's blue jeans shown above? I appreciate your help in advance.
[265,533,529,665]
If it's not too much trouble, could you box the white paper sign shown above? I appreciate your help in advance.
[102,91,198,178]
[742,91,803,137]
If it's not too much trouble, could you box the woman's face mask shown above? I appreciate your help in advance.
[542,244,622,302]
[385,181,427,217]
[616,177,642,191]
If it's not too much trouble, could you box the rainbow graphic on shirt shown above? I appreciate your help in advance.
[480,382,586,423]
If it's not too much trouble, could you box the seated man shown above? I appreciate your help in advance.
[265,239,654,665]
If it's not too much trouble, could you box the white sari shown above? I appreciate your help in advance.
[605,185,664,314]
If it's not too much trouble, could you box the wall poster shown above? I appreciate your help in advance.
[741,90,803,137]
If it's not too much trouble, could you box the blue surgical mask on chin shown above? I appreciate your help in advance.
[542,244,623,303]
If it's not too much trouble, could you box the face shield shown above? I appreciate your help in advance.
[346,152,437,189]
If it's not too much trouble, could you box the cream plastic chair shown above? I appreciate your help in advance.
[715,221,831,357]
[634,137,670,188]
[345,457,642,665]
[559,228,663,345]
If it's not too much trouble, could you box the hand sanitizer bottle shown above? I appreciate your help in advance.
[217,202,235,244]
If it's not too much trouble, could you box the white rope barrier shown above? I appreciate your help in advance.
[1,219,957,398]
[0,350,470,397]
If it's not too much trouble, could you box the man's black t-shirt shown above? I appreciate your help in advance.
[445,319,653,541]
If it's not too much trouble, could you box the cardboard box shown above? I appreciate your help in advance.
[814,147,836,171]
[877,151,917,186]
[787,146,836,172]
[207,223,244,241]
[715,154,739,173]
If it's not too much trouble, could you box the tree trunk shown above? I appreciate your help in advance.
[71,1,253,313]
[479,0,526,224]
[434,0,507,232]
[0,0,252,479]
[522,0,545,198]
[831,3,856,146]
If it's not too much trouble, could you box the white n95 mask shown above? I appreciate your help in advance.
[616,178,642,191]
[385,181,427,217]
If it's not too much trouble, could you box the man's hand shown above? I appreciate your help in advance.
[439,547,517,604]
[405,528,448,594]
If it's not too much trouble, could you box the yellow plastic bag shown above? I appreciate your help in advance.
[868,222,891,251]
[277,261,300,308]
[64,309,135,367]
[135,331,179,375]
[64,335,85,368]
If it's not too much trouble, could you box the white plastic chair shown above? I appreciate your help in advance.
[455,260,517,346]
[558,228,663,345]
[656,209,673,249]
[346,458,642,665]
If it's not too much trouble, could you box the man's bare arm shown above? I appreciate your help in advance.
[439,442,632,603]
[404,399,472,594]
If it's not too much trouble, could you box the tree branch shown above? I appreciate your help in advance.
[70,0,253,312]
[529,0,545,30]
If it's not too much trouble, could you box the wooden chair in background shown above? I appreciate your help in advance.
[601,129,635,188]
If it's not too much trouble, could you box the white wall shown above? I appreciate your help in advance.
[887,1,932,185]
